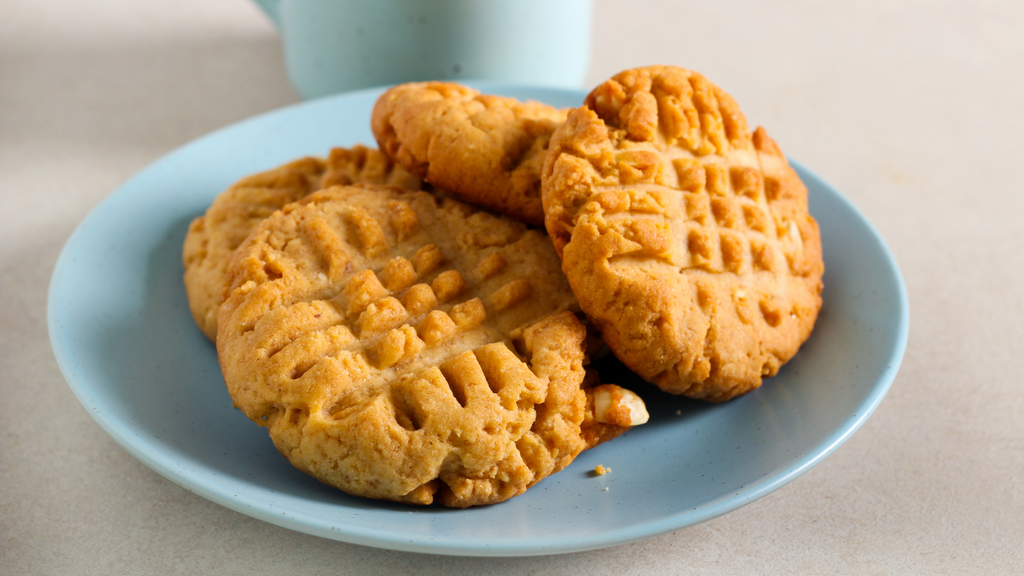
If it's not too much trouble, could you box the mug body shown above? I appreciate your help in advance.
[279,0,592,98]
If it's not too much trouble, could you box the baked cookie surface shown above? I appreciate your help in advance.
[371,82,566,226]
[216,184,642,507]
[542,66,824,402]
[182,145,420,340]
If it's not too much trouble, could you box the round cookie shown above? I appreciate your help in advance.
[371,82,567,226]
[542,66,824,402]
[216,184,646,507]
[183,145,421,340]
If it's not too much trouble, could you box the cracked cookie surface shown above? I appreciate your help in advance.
[216,184,639,507]
[542,66,824,402]
[371,82,566,226]
[183,145,421,340]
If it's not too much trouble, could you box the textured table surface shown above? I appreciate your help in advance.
[3,1,1022,573]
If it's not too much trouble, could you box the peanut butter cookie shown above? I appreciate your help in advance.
[542,66,824,402]
[183,145,421,340]
[217,184,646,507]
[371,82,566,226]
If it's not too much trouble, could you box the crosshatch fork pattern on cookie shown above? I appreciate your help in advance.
[542,66,823,402]
[216,184,632,507]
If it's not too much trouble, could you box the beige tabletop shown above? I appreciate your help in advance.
[3,0,1022,573]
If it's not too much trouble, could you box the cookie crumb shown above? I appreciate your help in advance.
[594,385,649,426]
[594,464,610,476]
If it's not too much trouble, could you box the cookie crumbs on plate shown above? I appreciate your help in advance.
[594,465,610,476]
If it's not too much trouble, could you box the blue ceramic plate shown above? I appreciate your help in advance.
[48,83,907,556]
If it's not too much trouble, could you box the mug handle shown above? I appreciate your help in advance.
[251,0,282,28]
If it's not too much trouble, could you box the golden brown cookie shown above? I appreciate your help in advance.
[542,66,824,402]
[371,82,566,226]
[216,184,646,507]
[182,145,421,340]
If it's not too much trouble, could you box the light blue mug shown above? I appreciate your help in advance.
[252,0,593,99]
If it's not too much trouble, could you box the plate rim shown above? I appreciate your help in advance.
[47,83,909,556]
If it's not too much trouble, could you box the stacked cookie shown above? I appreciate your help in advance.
[183,65,822,507]
[183,118,645,508]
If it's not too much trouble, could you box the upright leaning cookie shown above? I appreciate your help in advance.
[217,184,647,507]
[542,66,824,402]
[183,145,421,340]
[371,82,566,226]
